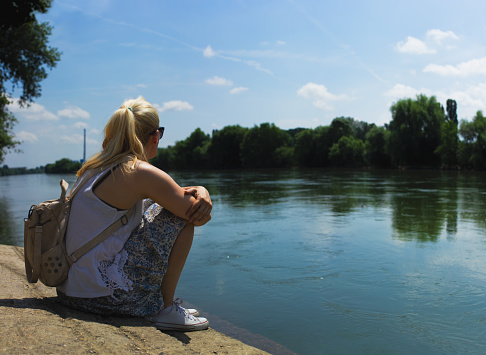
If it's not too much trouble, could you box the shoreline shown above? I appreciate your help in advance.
[0,244,294,354]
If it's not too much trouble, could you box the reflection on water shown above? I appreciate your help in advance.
[2,170,486,354]
[0,197,16,245]
[172,169,485,243]
[3,169,484,246]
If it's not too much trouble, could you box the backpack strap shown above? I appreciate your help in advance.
[67,167,104,200]
[70,206,136,262]
[23,224,43,283]
[67,158,137,263]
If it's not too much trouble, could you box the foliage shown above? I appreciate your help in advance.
[142,96,486,171]
[240,123,292,168]
[151,128,210,170]
[150,145,175,170]
[7,93,486,174]
[364,126,391,167]
[436,120,458,168]
[45,158,81,174]
[388,95,445,167]
[208,125,248,169]
[435,99,458,168]
[294,126,331,167]
[328,117,354,146]
[329,136,365,167]
[0,100,21,162]
[0,164,44,176]
[458,111,486,170]
[0,0,61,164]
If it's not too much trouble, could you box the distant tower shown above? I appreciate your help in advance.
[83,128,86,163]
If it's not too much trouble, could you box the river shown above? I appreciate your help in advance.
[1,169,486,354]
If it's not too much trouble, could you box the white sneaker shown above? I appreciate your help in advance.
[146,302,209,331]
[174,298,199,317]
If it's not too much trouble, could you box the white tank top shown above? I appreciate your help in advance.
[57,167,143,298]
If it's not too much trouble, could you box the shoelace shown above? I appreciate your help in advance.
[174,298,185,308]
[173,299,197,320]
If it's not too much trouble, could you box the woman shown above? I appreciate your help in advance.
[57,96,212,331]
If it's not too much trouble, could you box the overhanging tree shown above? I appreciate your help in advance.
[388,95,445,167]
[0,0,61,163]
[436,99,458,168]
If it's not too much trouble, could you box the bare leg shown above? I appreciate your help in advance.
[161,223,194,308]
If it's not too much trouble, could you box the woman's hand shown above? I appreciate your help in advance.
[183,186,212,225]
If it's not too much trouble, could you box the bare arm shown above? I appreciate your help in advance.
[183,186,212,225]
[134,163,211,226]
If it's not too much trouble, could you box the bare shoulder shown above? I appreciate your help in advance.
[129,161,192,218]
[130,160,179,191]
[133,160,169,180]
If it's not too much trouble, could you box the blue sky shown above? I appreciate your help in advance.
[5,0,486,168]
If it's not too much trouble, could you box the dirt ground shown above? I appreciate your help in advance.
[0,244,269,354]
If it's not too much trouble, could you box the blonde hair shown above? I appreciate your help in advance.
[77,96,159,177]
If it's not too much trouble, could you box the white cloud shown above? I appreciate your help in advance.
[383,83,486,120]
[58,106,90,120]
[89,128,101,136]
[384,84,421,99]
[205,76,234,86]
[74,121,89,129]
[277,40,286,45]
[423,57,486,77]
[16,131,38,143]
[203,45,216,58]
[395,36,435,54]
[156,100,194,113]
[297,83,348,110]
[60,133,84,144]
[395,29,458,56]
[7,99,58,121]
[229,87,249,94]
[426,29,459,44]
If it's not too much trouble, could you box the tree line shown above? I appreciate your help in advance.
[3,94,484,175]
[151,95,485,171]
[0,158,80,176]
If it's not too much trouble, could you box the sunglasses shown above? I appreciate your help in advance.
[149,127,165,140]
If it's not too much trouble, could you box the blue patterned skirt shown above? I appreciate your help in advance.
[57,199,186,317]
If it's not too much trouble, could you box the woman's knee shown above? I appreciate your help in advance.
[178,223,194,241]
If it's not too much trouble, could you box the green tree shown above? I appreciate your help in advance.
[458,111,486,170]
[435,99,458,169]
[364,126,391,167]
[208,125,248,169]
[45,158,81,174]
[151,146,176,170]
[0,0,61,163]
[329,136,365,167]
[171,128,211,170]
[0,106,20,162]
[349,119,375,141]
[328,117,354,146]
[294,126,332,167]
[388,95,445,167]
[240,123,291,168]
[294,129,315,167]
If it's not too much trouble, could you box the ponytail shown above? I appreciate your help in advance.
[78,96,159,177]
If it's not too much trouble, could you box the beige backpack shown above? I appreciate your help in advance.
[24,168,134,287]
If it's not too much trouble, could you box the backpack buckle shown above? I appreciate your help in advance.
[121,215,128,226]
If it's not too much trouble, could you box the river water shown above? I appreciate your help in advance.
[2,169,486,354]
